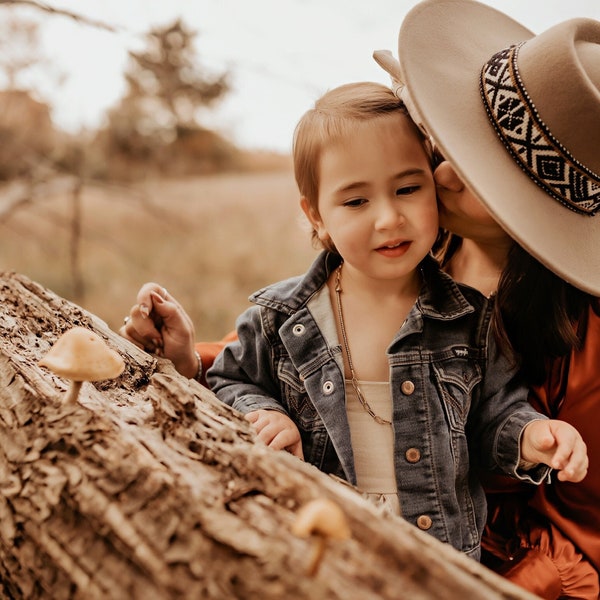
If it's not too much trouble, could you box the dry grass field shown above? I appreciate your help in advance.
[0,169,319,340]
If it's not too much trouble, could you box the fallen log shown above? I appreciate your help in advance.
[0,271,539,599]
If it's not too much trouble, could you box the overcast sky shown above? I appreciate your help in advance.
[6,0,600,152]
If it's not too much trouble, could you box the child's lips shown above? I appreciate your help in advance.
[376,240,411,257]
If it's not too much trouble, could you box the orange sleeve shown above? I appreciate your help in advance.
[194,329,238,386]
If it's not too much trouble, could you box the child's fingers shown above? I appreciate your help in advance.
[270,429,302,456]
[285,438,304,460]
[245,411,259,424]
[245,413,281,445]
[245,411,267,434]
[556,460,588,482]
[555,440,588,482]
[244,412,302,457]
[548,424,580,467]
[548,422,588,481]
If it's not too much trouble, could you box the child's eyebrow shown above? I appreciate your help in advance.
[335,181,369,194]
[335,168,428,194]
[393,168,428,179]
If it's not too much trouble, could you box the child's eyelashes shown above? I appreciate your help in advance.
[342,197,368,208]
[396,185,420,196]
[340,186,421,207]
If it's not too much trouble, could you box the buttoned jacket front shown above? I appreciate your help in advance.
[207,251,547,559]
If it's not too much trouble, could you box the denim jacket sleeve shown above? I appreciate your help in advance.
[470,326,550,484]
[206,305,288,417]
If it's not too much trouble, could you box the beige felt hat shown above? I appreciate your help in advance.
[375,0,600,295]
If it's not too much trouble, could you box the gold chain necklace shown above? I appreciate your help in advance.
[334,264,391,426]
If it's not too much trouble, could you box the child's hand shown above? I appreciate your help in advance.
[521,419,588,482]
[246,409,304,460]
[120,282,198,379]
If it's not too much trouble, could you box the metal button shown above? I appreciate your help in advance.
[401,380,415,395]
[322,381,334,395]
[416,515,432,530]
[405,448,421,463]
[292,324,306,336]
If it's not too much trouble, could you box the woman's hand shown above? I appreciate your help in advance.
[120,283,199,379]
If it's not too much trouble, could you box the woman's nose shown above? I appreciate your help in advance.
[434,160,464,192]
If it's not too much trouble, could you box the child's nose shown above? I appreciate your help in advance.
[375,200,405,230]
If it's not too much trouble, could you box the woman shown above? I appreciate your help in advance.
[387,0,600,596]
[434,161,600,598]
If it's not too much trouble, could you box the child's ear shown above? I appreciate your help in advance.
[300,196,336,251]
[300,196,327,238]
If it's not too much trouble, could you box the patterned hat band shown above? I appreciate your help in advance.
[480,43,600,216]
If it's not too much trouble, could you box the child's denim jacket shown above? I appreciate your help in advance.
[207,251,548,559]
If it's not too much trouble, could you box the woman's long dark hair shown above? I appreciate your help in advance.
[435,231,598,385]
[492,243,597,385]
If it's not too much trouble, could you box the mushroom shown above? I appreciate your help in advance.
[291,498,351,576]
[39,327,125,403]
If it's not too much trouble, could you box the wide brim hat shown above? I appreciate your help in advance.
[378,0,600,295]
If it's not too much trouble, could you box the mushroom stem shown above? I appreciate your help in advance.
[291,498,351,577]
[307,537,327,576]
[65,380,83,403]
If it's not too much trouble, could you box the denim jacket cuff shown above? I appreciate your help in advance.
[513,418,553,484]
[232,395,289,416]
[514,463,552,484]
[495,413,550,483]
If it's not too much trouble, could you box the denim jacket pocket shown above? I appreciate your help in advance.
[276,356,335,473]
[276,356,322,430]
[431,351,482,431]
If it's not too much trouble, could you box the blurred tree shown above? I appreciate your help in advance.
[0,16,45,88]
[0,4,112,181]
[98,18,238,177]
[0,16,58,180]
[127,19,229,135]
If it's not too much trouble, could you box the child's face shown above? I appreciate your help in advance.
[303,113,438,282]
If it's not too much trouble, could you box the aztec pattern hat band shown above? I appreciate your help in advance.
[480,42,600,216]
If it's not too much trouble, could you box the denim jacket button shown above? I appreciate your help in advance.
[292,324,306,336]
[322,381,334,395]
[401,380,415,395]
[405,448,421,463]
[416,515,432,530]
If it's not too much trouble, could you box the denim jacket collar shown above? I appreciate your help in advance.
[250,251,476,322]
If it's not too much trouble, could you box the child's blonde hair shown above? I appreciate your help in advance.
[292,81,434,250]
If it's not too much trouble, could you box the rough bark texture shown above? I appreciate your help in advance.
[0,271,540,599]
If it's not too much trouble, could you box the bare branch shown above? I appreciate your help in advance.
[0,0,119,32]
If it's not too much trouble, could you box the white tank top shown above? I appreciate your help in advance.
[345,380,400,516]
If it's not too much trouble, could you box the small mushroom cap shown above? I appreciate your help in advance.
[291,498,351,540]
[39,327,125,382]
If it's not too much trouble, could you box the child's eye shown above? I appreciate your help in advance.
[396,185,420,196]
[343,197,368,208]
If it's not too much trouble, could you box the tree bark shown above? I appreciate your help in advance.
[0,271,539,599]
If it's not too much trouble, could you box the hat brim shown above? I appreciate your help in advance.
[398,0,600,295]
